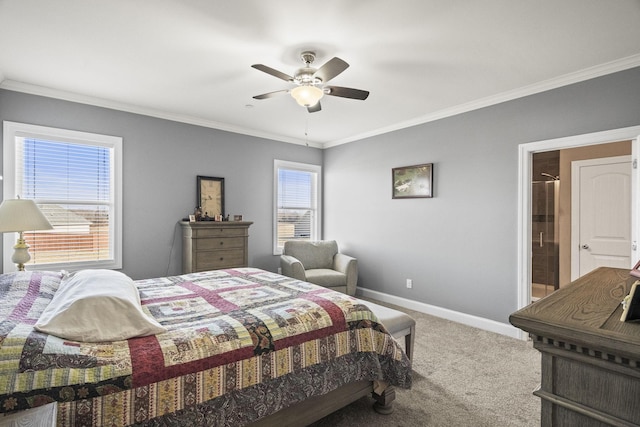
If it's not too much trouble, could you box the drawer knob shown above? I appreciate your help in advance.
[220,241,224,245]
[220,257,224,261]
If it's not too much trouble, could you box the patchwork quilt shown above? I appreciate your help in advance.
[0,268,412,426]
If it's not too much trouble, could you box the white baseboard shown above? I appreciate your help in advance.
[356,287,526,340]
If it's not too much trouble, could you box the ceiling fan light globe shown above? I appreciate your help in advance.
[291,85,324,107]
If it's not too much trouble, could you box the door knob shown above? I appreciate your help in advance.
[582,244,590,249]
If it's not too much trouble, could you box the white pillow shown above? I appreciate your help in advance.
[35,269,166,342]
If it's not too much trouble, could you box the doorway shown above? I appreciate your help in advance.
[517,126,640,339]
[530,148,632,301]
[531,151,560,300]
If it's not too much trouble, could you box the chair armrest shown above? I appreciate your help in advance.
[280,255,306,281]
[334,253,358,296]
[333,253,356,274]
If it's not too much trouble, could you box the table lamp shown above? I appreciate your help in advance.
[0,197,53,271]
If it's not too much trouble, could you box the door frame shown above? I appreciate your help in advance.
[570,155,632,280]
[517,125,640,339]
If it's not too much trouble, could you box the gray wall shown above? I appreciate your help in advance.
[2,67,640,324]
[0,89,322,279]
[323,67,640,324]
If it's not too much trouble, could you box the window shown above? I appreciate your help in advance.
[273,160,321,254]
[3,121,122,271]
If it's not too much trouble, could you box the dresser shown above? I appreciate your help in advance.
[509,267,640,426]
[180,221,252,273]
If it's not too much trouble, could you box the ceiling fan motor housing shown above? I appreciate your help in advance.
[295,52,321,85]
[294,67,321,85]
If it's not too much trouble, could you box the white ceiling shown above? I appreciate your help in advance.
[1,1,640,148]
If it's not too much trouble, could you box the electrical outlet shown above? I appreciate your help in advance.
[406,279,413,289]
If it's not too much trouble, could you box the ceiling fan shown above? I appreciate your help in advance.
[251,51,369,113]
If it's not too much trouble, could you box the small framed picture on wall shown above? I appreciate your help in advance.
[392,163,433,199]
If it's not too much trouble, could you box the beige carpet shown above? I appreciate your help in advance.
[310,300,541,427]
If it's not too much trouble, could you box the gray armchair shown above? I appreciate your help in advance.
[280,240,358,295]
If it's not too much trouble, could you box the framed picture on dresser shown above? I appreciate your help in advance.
[621,280,640,322]
[630,259,640,278]
[197,176,225,218]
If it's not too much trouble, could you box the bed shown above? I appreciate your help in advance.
[0,267,412,426]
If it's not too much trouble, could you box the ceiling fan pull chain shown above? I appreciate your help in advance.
[305,119,309,147]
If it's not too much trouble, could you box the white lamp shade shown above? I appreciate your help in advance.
[0,199,53,233]
[291,85,324,107]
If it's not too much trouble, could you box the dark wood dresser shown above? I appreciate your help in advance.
[509,267,640,426]
[180,221,252,273]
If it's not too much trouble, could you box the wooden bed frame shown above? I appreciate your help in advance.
[0,382,394,427]
[251,382,395,426]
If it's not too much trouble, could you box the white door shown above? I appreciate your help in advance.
[571,155,632,280]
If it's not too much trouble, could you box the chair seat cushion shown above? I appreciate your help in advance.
[305,268,347,288]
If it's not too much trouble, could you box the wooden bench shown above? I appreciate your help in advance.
[355,298,416,360]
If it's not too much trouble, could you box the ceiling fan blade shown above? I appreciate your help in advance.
[325,86,370,100]
[307,102,321,113]
[253,89,289,100]
[251,64,294,82]
[313,57,349,83]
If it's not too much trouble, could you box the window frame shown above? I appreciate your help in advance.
[273,159,322,255]
[2,121,123,272]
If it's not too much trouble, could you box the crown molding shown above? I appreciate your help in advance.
[0,80,323,149]
[324,53,640,148]
[3,53,640,150]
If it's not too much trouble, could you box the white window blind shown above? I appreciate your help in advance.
[3,121,122,271]
[273,160,321,254]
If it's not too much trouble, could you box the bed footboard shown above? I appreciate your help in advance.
[249,380,396,426]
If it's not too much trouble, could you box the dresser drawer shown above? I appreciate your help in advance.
[196,249,245,270]
[193,227,247,238]
[196,236,245,250]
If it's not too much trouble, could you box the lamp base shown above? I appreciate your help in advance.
[12,236,31,271]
